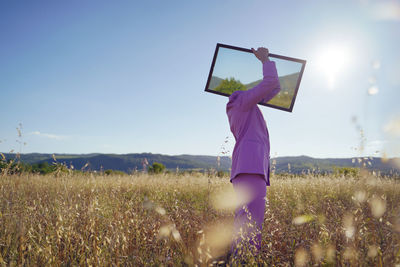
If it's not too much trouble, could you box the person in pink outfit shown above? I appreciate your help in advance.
[226,47,281,260]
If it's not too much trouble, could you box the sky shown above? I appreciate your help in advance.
[1,0,400,158]
[213,48,264,85]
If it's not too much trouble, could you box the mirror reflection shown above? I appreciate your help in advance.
[207,46,305,112]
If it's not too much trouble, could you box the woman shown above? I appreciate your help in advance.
[226,47,280,259]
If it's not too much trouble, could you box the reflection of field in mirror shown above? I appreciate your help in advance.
[265,72,300,108]
[208,47,302,109]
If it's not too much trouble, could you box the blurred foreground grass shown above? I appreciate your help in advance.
[0,173,399,266]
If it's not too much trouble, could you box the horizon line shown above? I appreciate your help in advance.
[1,151,398,160]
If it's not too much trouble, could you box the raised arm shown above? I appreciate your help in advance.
[238,48,281,111]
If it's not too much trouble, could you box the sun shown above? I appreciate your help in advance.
[317,44,351,88]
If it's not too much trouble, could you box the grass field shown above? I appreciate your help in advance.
[0,172,399,266]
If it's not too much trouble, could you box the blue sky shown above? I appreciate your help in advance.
[213,48,263,85]
[1,0,399,158]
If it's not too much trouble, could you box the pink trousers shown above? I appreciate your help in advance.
[230,173,267,256]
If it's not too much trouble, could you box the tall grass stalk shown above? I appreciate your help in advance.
[0,173,399,266]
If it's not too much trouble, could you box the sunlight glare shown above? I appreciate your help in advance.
[317,44,351,88]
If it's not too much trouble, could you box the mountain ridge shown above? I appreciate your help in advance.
[1,152,399,176]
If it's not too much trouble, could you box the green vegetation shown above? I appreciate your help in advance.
[0,159,56,175]
[0,172,399,265]
[1,158,69,176]
[213,77,247,95]
[148,162,166,174]
[334,166,360,177]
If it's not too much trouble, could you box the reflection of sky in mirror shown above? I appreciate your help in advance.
[273,57,303,77]
[213,48,261,84]
[212,47,303,84]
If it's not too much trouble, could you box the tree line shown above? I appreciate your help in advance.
[0,158,169,176]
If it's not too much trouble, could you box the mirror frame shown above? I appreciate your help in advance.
[205,43,306,112]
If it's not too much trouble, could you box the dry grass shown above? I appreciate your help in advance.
[0,172,399,266]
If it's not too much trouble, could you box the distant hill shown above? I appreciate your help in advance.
[1,153,231,173]
[2,153,400,176]
[243,72,299,93]
[273,155,400,176]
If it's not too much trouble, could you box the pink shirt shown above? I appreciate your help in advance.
[226,60,281,185]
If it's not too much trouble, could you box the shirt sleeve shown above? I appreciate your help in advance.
[238,60,281,111]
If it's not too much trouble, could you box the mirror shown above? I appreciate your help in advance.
[205,43,306,112]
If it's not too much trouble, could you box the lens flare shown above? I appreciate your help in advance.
[317,44,351,88]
